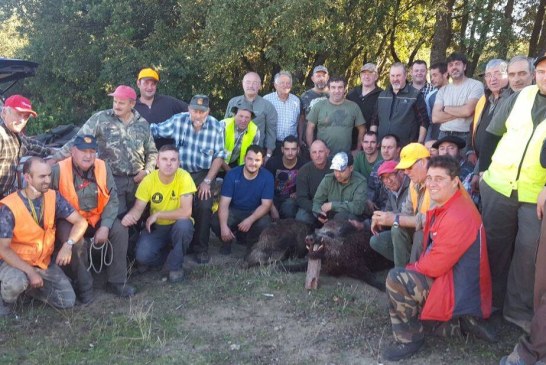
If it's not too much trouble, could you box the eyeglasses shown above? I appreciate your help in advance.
[484,71,506,80]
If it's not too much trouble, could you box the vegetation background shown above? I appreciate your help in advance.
[0,0,544,134]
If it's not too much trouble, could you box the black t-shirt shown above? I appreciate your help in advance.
[265,155,307,198]
[135,94,188,149]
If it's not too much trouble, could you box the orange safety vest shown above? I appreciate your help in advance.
[0,190,56,269]
[58,157,110,227]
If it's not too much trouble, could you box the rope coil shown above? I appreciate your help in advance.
[87,237,113,273]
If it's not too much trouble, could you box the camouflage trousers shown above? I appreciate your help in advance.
[0,261,75,309]
[386,267,433,343]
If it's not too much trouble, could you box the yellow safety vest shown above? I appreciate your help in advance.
[224,117,258,166]
[471,95,487,148]
[484,85,546,203]
[409,181,430,215]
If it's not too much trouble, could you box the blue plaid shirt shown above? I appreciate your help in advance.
[264,92,301,140]
[150,112,227,172]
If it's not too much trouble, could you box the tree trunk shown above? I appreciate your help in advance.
[529,0,546,57]
[430,0,456,64]
[496,0,515,59]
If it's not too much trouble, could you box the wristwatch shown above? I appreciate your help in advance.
[204,178,212,185]
[393,215,400,228]
[65,239,75,246]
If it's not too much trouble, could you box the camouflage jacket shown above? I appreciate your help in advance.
[53,109,157,176]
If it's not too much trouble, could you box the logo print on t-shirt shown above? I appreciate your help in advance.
[152,193,163,204]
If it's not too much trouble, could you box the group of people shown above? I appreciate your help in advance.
[0,51,545,364]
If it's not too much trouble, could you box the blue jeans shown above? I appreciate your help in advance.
[135,219,194,271]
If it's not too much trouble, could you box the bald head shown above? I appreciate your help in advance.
[310,139,330,168]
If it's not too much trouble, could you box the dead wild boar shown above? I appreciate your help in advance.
[244,219,311,267]
[305,219,393,291]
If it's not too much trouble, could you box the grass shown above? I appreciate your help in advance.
[0,250,525,365]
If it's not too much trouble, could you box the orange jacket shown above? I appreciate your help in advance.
[58,157,110,227]
[0,190,56,270]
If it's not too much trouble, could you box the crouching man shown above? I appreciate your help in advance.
[122,145,196,283]
[51,135,136,303]
[0,157,87,315]
[211,145,274,254]
[382,156,493,361]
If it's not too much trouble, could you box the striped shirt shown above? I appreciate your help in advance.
[150,112,227,172]
[264,92,301,140]
[0,121,52,197]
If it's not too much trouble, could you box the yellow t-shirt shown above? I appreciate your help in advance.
[135,168,197,225]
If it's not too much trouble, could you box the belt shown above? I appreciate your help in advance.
[443,131,469,136]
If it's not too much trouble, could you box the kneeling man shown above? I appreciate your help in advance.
[211,145,274,254]
[122,145,196,283]
[383,155,493,361]
[51,135,135,303]
[0,157,87,314]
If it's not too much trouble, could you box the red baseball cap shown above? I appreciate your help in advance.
[108,85,137,100]
[378,160,399,176]
[4,95,37,117]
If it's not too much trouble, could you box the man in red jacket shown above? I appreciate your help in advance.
[382,155,494,361]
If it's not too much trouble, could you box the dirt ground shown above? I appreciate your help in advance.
[0,236,523,365]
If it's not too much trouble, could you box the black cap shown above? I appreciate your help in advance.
[189,95,210,111]
[432,135,466,150]
[73,135,97,150]
[534,50,546,67]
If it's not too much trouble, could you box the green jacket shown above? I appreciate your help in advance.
[312,171,368,216]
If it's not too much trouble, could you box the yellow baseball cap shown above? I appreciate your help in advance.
[138,68,159,81]
[396,143,430,169]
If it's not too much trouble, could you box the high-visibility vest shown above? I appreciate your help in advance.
[484,85,546,203]
[58,157,110,227]
[409,181,430,215]
[224,118,258,165]
[0,190,56,269]
[471,95,487,148]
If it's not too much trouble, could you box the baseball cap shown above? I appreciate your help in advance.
[396,143,430,169]
[189,95,210,111]
[73,135,97,151]
[231,99,255,118]
[360,63,378,73]
[330,152,354,171]
[138,68,160,81]
[108,85,137,100]
[535,50,546,67]
[378,160,399,177]
[313,65,328,74]
[432,135,466,150]
[4,95,37,117]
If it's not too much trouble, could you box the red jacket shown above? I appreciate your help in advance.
[408,189,492,321]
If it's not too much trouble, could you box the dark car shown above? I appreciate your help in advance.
[0,58,39,100]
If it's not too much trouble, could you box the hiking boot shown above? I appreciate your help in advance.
[194,252,210,264]
[106,283,136,298]
[0,300,13,317]
[168,270,185,283]
[504,314,531,334]
[499,354,527,365]
[219,243,232,255]
[382,339,424,361]
[137,264,150,274]
[460,315,498,343]
[78,290,95,305]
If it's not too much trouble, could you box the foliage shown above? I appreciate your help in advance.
[0,0,542,133]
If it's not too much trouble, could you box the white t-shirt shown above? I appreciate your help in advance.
[436,78,484,132]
